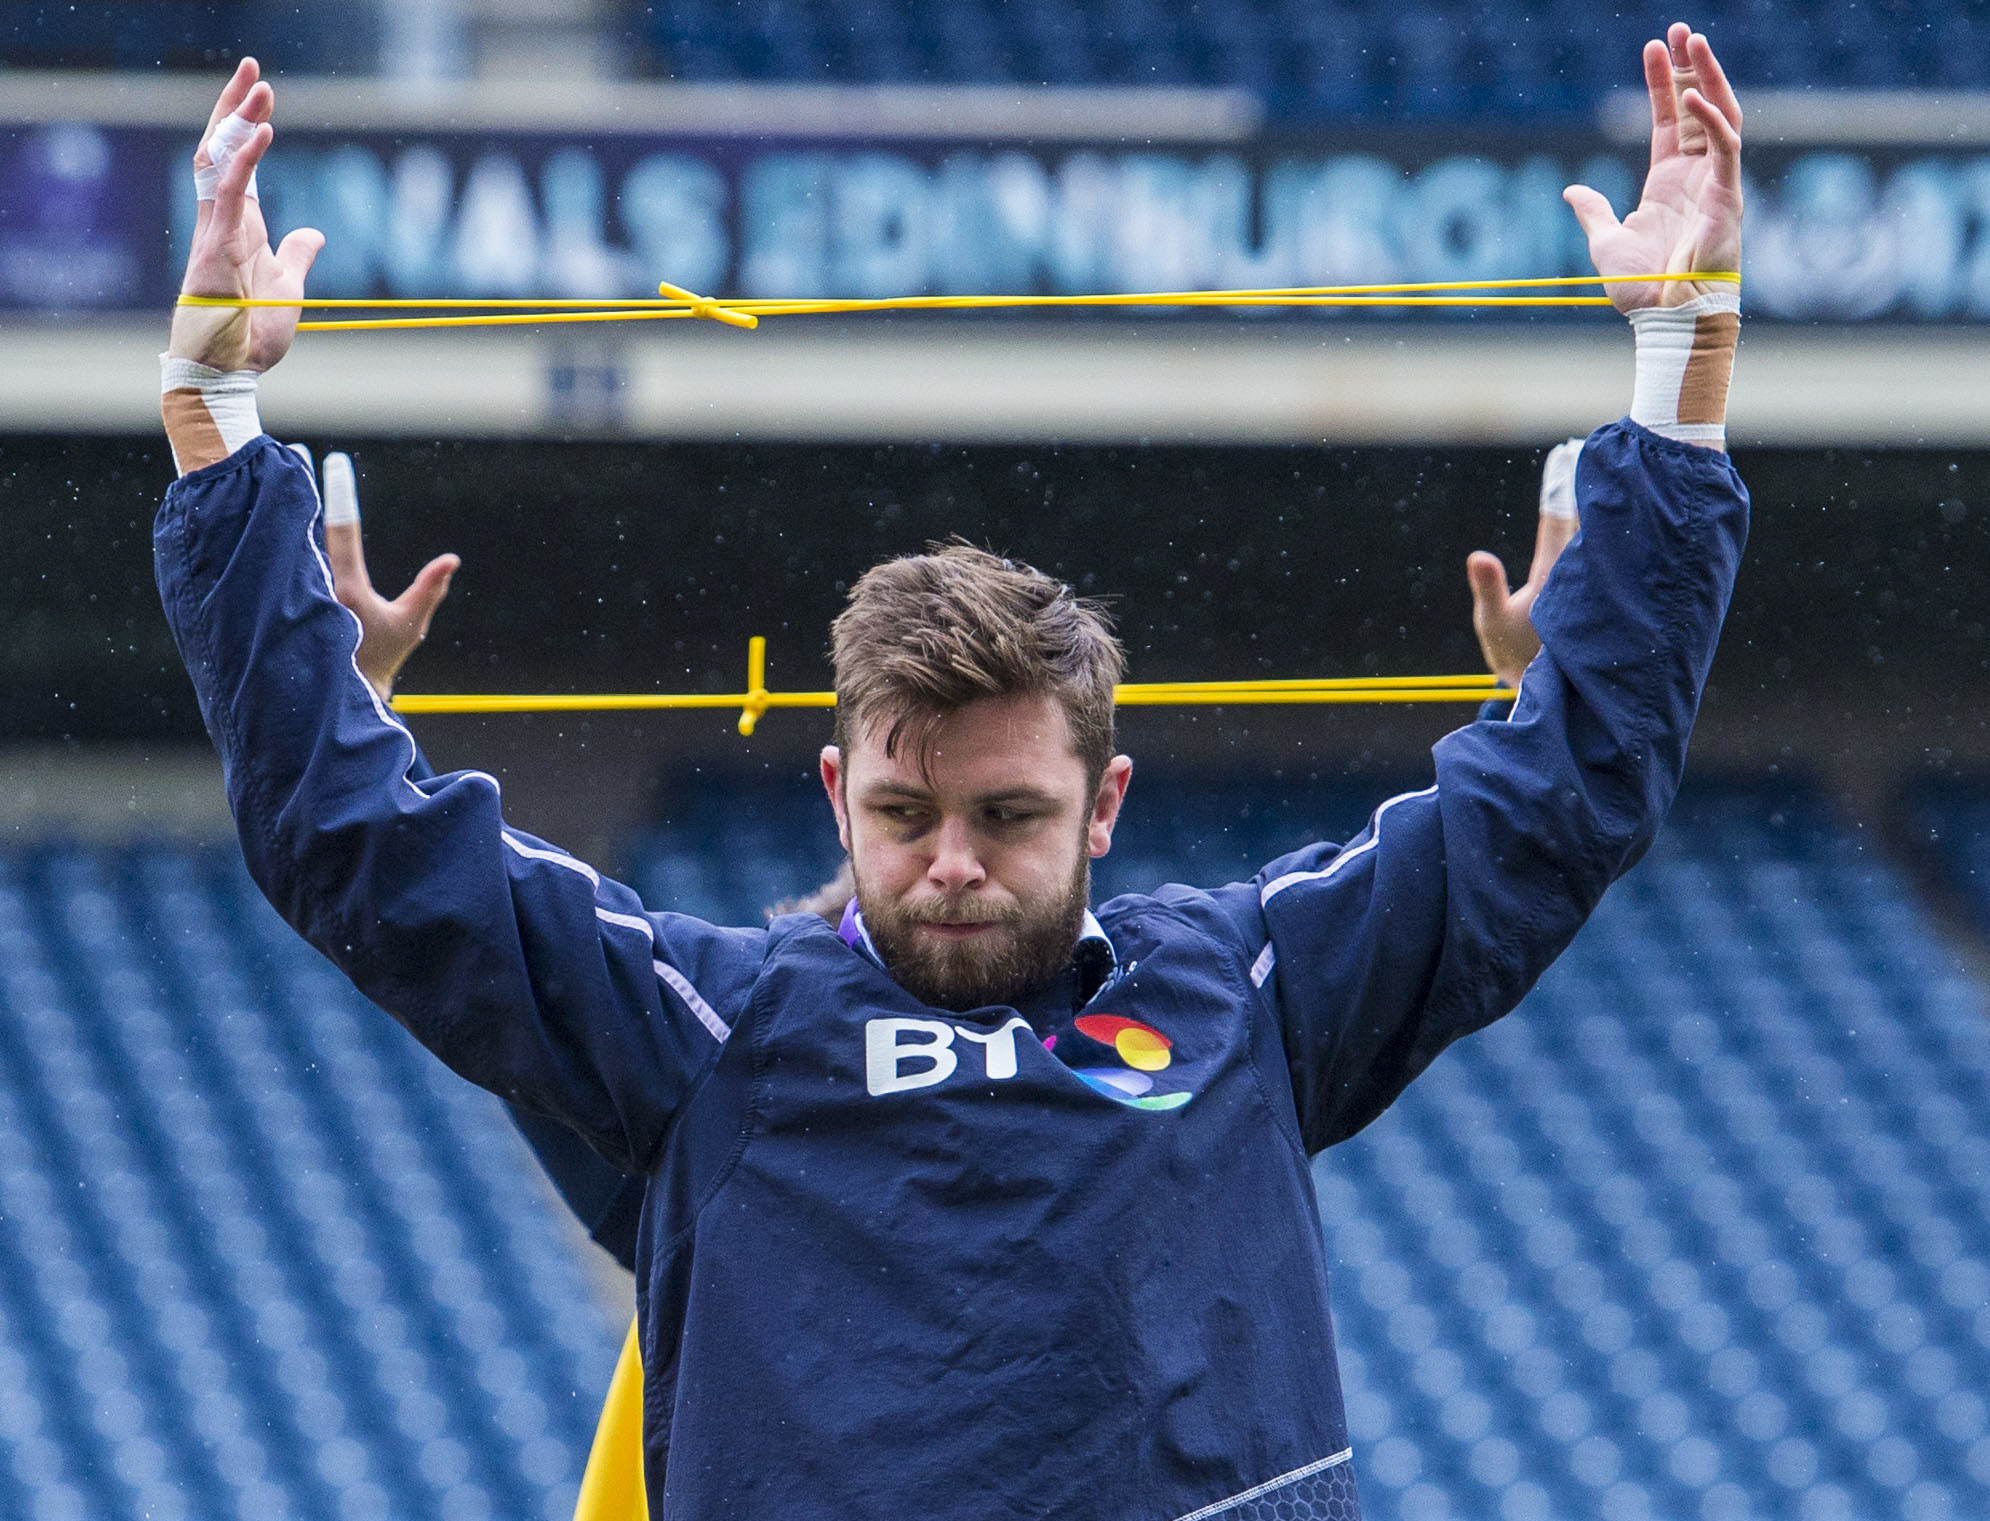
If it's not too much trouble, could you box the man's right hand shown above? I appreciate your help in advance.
[1466,439,1583,691]
[168,57,323,372]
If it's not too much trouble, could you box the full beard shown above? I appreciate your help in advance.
[856,853,1090,1012]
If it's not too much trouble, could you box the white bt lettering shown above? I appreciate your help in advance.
[864,1016,1032,1096]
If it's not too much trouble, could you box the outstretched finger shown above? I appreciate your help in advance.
[1466,551,1511,621]
[324,520,374,599]
[322,451,359,526]
[1687,31,1742,131]
[321,453,372,593]
[209,120,270,231]
[1528,506,1579,589]
[1668,21,1692,69]
[1643,37,1678,164]
[202,57,259,139]
[238,78,274,127]
[1684,88,1742,188]
[197,79,272,175]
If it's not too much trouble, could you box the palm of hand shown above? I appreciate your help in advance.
[346,585,434,696]
[176,198,305,372]
[1593,153,1742,308]
[1474,591,1542,691]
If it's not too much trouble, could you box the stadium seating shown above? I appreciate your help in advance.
[4,0,1979,112]
[3,769,1987,1520]
[1899,776,1990,939]
[1317,783,1990,1521]
[0,1,371,74]
[631,0,1985,112]
[0,840,616,1521]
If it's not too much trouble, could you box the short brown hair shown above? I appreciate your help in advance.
[830,542,1124,778]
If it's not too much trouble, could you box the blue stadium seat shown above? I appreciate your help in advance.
[0,840,620,1521]
[1901,776,1990,938]
[629,0,1969,119]
[0,0,1958,119]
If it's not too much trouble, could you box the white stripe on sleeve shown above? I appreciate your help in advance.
[656,960,730,1042]
[596,907,655,942]
[1259,785,1438,905]
[501,830,602,886]
[1250,942,1276,988]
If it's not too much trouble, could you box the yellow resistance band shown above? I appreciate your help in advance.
[179,270,1739,333]
[388,639,1512,736]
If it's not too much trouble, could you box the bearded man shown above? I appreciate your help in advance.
[154,25,1747,1519]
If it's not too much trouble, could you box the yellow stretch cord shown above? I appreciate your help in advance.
[388,639,1514,735]
[177,271,1739,333]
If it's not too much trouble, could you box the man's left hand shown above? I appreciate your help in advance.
[1563,23,1743,312]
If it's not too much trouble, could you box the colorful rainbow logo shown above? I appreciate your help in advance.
[1071,1013,1192,1111]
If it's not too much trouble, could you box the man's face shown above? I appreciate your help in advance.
[822,693,1131,1011]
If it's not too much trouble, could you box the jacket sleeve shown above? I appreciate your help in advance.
[406,663,649,1260]
[1239,420,1749,1153]
[154,437,764,1174]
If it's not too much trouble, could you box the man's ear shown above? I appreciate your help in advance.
[820,744,851,852]
[1087,755,1134,859]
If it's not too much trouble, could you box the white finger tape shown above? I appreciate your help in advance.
[1539,438,1584,521]
[194,109,261,201]
[322,451,360,526]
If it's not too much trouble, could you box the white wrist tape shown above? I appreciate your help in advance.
[1628,288,1740,448]
[194,109,260,201]
[322,451,360,527]
[160,354,262,475]
[1539,437,1584,521]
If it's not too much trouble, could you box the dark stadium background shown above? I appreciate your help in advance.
[8,435,1987,848]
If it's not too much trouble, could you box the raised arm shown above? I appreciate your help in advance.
[1242,24,1749,1152]
[155,63,761,1174]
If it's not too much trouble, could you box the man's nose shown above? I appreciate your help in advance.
[926,816,986,891]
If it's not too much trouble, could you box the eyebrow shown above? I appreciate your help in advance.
[857,782,1064,808]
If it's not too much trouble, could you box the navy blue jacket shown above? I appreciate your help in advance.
[154,420,1746,1521]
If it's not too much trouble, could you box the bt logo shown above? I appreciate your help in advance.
[865,1016,1030,1096]
[864,1011,1192,1111]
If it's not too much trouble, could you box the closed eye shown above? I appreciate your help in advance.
[985,806,1042,826]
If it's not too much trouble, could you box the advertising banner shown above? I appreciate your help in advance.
[2,118,1984,323]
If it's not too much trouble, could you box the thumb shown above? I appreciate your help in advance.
[1562,184,1621,243]
[1466,551,1510,623]
[275,225,326,283]
[401,554,461,637]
